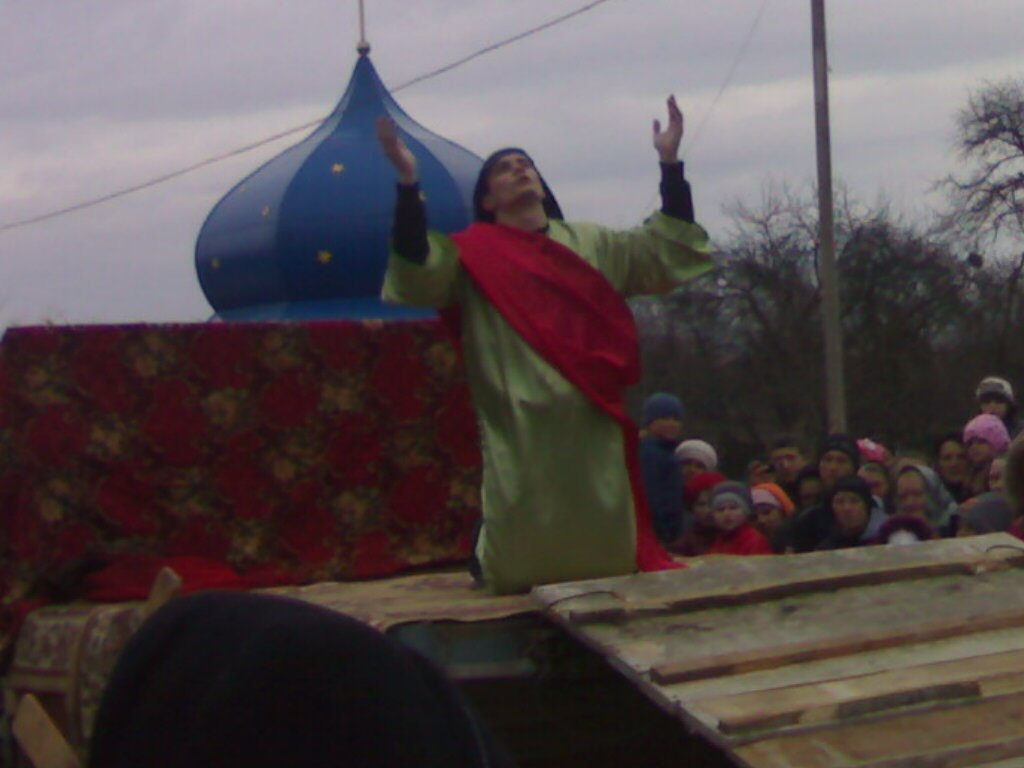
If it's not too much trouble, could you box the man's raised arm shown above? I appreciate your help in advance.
[376,117,429,264]
[652,95,694,223]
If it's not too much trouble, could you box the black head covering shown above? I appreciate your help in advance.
[819,433,861,470]
[827,474,874,514]
[472,148,563,223]
[89,592,514,768]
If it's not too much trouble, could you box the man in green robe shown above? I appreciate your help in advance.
[377,97,712,594]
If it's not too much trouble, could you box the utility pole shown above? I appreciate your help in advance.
[811,0,847,432]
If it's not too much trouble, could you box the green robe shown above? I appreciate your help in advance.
[382,213,712,594]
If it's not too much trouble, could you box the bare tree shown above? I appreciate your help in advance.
[942,77,1024,244]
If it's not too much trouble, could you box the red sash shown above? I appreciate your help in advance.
[446,223,680,573]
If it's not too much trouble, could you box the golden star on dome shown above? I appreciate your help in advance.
[317,250,333,265]
[211,258,222,270]
[331,163,346,174]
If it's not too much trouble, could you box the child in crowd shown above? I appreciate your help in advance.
[706,481,773,556]
[674,439,718,482]
[933,432,970,502]
[751,482,796,553]
[794,466,824,511]
[963,413,1011,497]
[789,433,861,552]
[976,376,1022,439]
[638,393,685,544]
[669,471,726,557]
[816,475,887,550]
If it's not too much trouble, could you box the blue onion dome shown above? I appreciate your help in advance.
[195,49,482,320]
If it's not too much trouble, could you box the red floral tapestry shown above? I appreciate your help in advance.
[0,321,482,652]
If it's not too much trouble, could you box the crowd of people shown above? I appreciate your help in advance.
[639,375,1024,558]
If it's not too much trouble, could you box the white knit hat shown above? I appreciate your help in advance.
[976,376,1015,405]
[674,439,718,471]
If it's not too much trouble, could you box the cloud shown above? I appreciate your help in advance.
[2,0,1024,329]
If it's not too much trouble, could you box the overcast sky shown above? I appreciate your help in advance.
[1,0,1022,329]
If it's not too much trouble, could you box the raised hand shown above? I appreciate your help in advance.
[376,116,418,184]
[652,95,684,163]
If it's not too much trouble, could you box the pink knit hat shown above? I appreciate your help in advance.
[963,413,1011,454]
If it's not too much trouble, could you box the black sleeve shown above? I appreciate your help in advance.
[659,161,694,223]
[392,182,429,264]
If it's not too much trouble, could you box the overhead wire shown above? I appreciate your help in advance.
[0,0,616,235]
[636,0,771,219]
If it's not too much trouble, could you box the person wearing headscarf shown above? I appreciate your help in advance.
[89,592,514,768]
[376,99,712,593]
[893,464,959,536]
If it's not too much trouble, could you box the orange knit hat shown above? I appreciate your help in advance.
[751,482,796,517]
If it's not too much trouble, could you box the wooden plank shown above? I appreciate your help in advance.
[651,605,1024,686]
[11,694,81,768]
[697,648,1024,734]
[848,736,1024,768]
[735,691,1024,768]
[533,534,1024,625]
[665,625,1024,712]
[549,570,1024,686]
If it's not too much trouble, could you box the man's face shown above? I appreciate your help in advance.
[770,447,807,483]
[648,417,682,442]
[937,440,968,484]
[980,397,1010,419]
[481,153,544,214]
[819,450,855,488]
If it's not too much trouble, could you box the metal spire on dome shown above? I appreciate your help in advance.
[357,0,370,55]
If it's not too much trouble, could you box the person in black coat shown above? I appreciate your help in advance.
[88,591,514,768]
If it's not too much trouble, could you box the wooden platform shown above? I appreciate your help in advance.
[533,534,1024,768]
